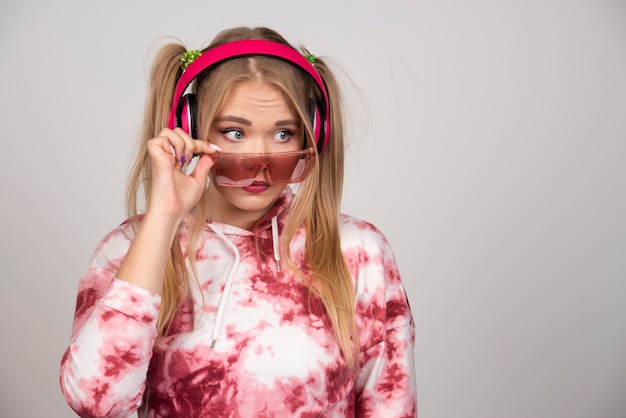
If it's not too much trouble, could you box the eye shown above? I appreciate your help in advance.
[220,129,244,142]
[273,129,293,142]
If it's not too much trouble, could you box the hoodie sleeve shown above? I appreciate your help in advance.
[60,226,161,418]
[356,320,417,417]
[343,217,417,417]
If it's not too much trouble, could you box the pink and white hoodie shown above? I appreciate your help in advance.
[60,190,417,417]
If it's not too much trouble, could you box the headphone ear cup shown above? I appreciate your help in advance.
[309,99,325,153]
[178,93,198,138]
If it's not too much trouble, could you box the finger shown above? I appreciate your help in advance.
[188,153,215,183]
[154,128,184,163]
[192,140,222,157]
[150,137,177,166]
[171,128,199,165]
[154,128,191,165]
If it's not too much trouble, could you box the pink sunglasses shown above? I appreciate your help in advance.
[209,148,315,187]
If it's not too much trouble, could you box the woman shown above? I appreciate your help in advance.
[60,26,416,417]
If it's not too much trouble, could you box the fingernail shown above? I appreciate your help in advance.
[180,155,185,164]
[209,144,222,151]
[169,144,176,158]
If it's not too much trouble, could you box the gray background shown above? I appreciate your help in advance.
[1,0,625,417]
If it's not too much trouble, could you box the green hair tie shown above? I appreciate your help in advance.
[304,53,316,66]
[180,49,202,70]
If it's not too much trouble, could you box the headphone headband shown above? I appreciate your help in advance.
[167,39,330,153]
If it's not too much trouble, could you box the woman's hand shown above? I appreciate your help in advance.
[114,128,220,293]
[146,128,220,222]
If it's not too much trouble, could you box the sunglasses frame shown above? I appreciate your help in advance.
[209,148,316,187]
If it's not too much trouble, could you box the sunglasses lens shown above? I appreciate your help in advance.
[211,149,314,187]
[266,153,308,182]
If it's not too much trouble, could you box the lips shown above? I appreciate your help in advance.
[243,181,270,193]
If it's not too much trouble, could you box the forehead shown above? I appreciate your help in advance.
[218,79,300,119]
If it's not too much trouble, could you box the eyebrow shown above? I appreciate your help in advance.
[275,119,299,127]
[214,116,251,126]
[214,116,299,127]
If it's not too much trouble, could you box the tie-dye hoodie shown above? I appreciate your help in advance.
[60,190,417,417]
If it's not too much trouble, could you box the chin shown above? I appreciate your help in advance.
[216,184,286,215]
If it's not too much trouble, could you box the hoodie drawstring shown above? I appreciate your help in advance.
[206,216,281,350]
[207,224,240,350]
[271,216,281,272]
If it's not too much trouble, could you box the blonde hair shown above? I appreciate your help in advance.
[126,27,357,369]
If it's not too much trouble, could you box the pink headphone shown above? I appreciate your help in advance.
[167,39,330,154]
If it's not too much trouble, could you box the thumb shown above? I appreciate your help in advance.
[188,154,214,184]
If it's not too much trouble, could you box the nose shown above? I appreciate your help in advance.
[249,141,269,154]
[230,133,268,154]
[256,162,270,180]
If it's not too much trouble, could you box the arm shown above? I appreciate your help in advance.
[116,129,217,294]
[59,228,162,417]
[60,130,218,417]
[346,218,417,417]
[357,320,417,417]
